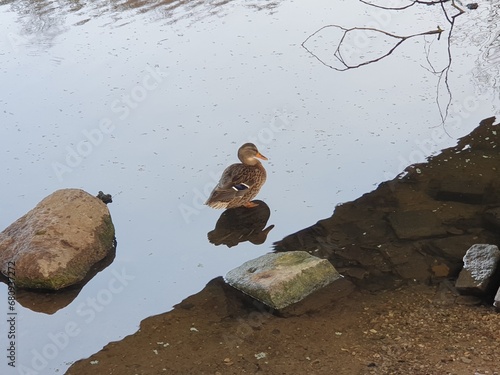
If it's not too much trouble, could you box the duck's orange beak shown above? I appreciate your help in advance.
[256,152,268,160]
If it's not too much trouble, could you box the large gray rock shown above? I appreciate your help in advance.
[0,189,115,290]
[224,251,341,309]
[455,244,500,295]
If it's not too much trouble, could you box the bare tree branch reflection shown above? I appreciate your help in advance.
[359,0,450,11]
[302,25,443,72]
[302,0,467,127]
[426,0,464,127]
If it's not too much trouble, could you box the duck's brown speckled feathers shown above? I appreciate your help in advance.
[205,143,268,209]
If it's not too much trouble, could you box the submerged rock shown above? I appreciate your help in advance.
[388,210,447,240]
[455,244,500,295]
[274,117,500,291]
[0,189,115,290]
[434,178,486,204]
[483,207,500,231]
[224,251,341,309]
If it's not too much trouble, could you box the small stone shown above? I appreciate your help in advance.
[255,352,266,360]
[432,264,450,278]
[461,357,472,363]
[455,244,500,295]
[225,251,341,309]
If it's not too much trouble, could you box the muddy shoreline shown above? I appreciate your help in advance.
[67,117,500,374]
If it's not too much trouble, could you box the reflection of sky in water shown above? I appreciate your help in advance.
[0,0,499,372]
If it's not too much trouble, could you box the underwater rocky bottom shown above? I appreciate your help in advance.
[67,117,500,374]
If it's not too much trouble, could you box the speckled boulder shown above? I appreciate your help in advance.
[455,244,500,295]
[0,189,115,290]
[224,251,341,309]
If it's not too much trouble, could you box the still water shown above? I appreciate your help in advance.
[0,0,499,373]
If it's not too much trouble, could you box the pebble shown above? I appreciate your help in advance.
[255,352,267,360]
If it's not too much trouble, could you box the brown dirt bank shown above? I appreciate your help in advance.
[67,117,500,374]
[66,278,500,375]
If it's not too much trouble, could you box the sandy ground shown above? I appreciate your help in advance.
[66,277,500,375]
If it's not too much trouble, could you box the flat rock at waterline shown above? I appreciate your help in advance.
[455,244,500,295]
[224,251,341,309]
[0,189,115,290]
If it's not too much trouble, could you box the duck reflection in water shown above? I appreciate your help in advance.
[208,200,275,248]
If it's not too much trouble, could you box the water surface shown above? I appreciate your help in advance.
[0,0,499,373]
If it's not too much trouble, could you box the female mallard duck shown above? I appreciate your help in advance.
[205,143,267,209]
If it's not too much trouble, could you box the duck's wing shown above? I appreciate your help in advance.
[206,164,258,203]
[217,164,258,192]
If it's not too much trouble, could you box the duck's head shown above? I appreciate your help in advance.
[238,143,268,165]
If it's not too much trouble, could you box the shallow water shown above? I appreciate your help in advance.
[0,0,499,373]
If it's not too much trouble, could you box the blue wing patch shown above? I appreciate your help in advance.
[232,183,250,191]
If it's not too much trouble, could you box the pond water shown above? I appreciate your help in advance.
[0,0,499,373]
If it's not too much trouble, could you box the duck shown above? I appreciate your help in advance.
[205,143,268,209]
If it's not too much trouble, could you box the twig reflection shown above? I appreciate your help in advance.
[301,0,467,127]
